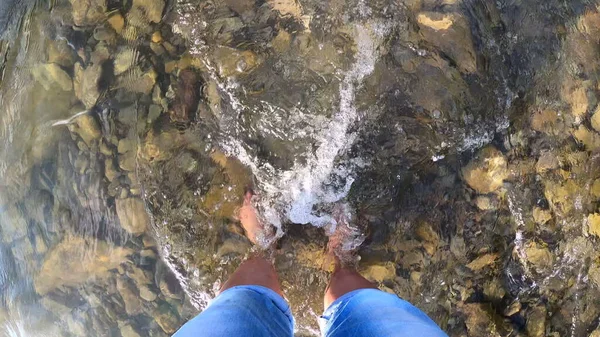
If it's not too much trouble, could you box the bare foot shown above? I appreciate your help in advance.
[324,203,365,269]
[238,190,275,248]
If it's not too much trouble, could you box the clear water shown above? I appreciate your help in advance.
[2,0,600,336]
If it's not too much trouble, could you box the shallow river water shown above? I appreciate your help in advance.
[2,0,600,336]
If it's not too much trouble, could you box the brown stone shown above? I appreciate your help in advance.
[466,253,498,271]
[417,12,476,73]
[115,198,150,235]
[34,236,132,295]
[462,146,508,194]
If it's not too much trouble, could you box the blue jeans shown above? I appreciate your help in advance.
[174,285,448,337]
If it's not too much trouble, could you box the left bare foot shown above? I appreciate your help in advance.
[238,190,275,248]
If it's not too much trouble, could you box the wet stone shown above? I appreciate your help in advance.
[524,242,553,272]
[0,205,28,243]
[533,207,552,225]
[70,0,106,26]
[74,62,102,109]
[462,146,508,194]
[416,12,476,73]
[107,13,125,34]
[114,49,137,75]
[120,324,142,337]
[31,63,73,91]
[70,114,102,147]
[115,197,149,235]
[526,305,547,337]
[152,303,180,334]
[34,236,133,295]
[587,213,600,237]
[117,277,143,316]
[139,285,158,301]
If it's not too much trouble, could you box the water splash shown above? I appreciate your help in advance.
[223,23,389,234]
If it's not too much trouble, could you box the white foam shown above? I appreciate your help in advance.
[219,23,388,230]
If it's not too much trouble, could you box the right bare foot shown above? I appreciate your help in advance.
[324,203,365,269]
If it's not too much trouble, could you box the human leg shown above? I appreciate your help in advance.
[174,191,293,337]
[320,221,447,337]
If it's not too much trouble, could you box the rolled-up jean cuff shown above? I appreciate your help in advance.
[173,285,294,337]
[222,285,294,324]
[319,288,448,337]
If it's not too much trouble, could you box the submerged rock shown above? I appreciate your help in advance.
[114,49,137,75]
[0,205,28,243]
[115,197,150,235]
[461,303,502,337]
[116,277,143,315]
[70,0,106,26]
[417,12,477,73]
[524,242,553,272]
[169,69,201,123]
[120,324,142,337]
[34,236,133,295]
[74,62,102,109]
[586,213,600,237]
[361,263,396,283]
[526,305,546,337]
[152,303,180,334]
[466,253,498,271]
[462,146,508,194]
[31,63,73,91]
[70,114,102,147]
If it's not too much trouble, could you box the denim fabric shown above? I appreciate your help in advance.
[173,286,447,337]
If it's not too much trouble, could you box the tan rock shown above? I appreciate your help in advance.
[573,125,600,150]
[524,242,553,271]
[32,63,73,91]
[268,0,310,29]
[544,178,583,215]
[73,62,102,109]
[153,304,180,334]
[129,0,164,27]
[213,47,259,77]
[114,49,137,75]
[531,109,563,135]
[592,106,600,133]
[115,198,149,235]
[461,303,502,337]
[592,179,600,198]
[34,236,132,295]
[116,277,142,315]
[462,146,508,194]
[362,263,396,282]
[475,195,498,211]
[532,207,552,225]
[151,31,163,43]
[415,222,439,255]
[526,305,546,337]
[536,151,560,173]
[120,324,141,337]
[587,213,600,237]
[139,285,158,301]
[466,253,498,271]
[107,14,124,33]
[0,205,28,243]
[70,0,106,26]
[70,114,102,147]
[417,12,476,73]
[119,151,137,171]
[589,263,600,288]
[47,40,75,67]
[569,87,589,118]
[104,159,118,182]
